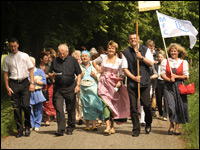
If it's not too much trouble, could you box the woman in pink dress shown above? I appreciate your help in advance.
[38,51,56,126]
[93,40,130,135]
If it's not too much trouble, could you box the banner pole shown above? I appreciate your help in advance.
[162,36,172,74]
[136,5,140,101]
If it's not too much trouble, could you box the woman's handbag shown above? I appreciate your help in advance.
[80,79,94,87]
[178,78,195,95]
[42,89,49,101]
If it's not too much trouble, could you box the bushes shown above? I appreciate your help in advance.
[1,96,16,137]
[181,66,199,149]
[182,92,199,149]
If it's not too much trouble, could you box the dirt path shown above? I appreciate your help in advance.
[1,113,185,149]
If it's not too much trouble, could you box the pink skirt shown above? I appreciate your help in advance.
[98,73,130,120]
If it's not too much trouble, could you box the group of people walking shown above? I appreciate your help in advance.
[3,34,190,138]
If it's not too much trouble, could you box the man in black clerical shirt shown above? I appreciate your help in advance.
[49,43,82,136]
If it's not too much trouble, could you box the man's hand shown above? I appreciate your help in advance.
[74,85,80,93]
[7,87,14,97]
[134,76,142,83]
[29,83,35,92]
[136,51,143,60]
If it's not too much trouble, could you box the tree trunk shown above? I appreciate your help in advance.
[30,33,44,65]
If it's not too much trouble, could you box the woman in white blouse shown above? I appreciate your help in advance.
[160,43,190,135]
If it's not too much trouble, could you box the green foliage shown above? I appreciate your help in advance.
[1,1,199,58]
[182,92,199,149]
[1,97,16,137]
[181,66,199,149]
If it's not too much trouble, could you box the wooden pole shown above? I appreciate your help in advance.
[162,37,172,75]
[136,6,140,100]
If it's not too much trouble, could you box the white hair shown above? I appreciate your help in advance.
[30,56,36,64]
[58,43,69,52]
[89,47,98,56]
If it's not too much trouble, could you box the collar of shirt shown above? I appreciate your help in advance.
[34,67,37,72]
[58,55,69,62]
[81,61,92,69]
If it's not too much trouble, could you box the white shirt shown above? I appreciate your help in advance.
[121,47,154,69]
[3,51,34,80]
[160,58,189,77]
[93,54,124,76]
[157,65,164,80]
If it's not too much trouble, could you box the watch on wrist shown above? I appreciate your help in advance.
[30,81,35,85]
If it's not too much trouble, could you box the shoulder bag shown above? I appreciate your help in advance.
[178,78,195,95]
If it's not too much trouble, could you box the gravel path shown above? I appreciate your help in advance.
[1,113,185,149]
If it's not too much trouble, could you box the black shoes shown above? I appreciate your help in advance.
[174,132,181,135]
[78,119,83,125]
[168,130,173,135]
[145,125,151,134]
[132,132,140,137]
[54,130,73,136]
[66,130,73,135]
[16,130,23,138]
[132,130,140,137]
[16,127,30,138]
[25,127,31,137]
[55,131,64,136]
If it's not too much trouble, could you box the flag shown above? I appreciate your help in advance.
[156,11,198,49]
[138,1,161,12]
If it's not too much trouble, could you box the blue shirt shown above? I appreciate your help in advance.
[30,68,47,105]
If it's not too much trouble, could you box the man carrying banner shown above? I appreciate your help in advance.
[122,33,154,137]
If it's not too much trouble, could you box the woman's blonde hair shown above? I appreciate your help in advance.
[158,50,166,58]
[167,43,187,59]
[107,40,118,51]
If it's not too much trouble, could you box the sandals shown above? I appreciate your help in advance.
[104,128,111,136]
[91,127,98,131]
[111,128,115,134]
[45,121,50,126]
[84,127,90,131]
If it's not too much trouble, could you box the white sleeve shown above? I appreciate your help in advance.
[160,59,167,75]
[118,59,124,76]
[121,54,128,69]
[25,54,34,69]
[183,60,189,77]
[145,48,154,64]
[93,54,104,64]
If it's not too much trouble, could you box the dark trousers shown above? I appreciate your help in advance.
[53,82,76,132]
[156,80,168,118]
[9,78,31,131]
[127,86,152,133]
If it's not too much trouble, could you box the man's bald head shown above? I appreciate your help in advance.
[58,44,69,60]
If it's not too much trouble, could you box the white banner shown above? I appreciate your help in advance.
[138,1,160,12]
[156,11,198,49]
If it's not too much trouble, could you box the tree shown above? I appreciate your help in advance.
[1,1,199,65]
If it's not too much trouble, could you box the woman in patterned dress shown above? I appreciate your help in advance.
[93,40,130,135]
[160,43,190,135]
[38,51,56,126]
